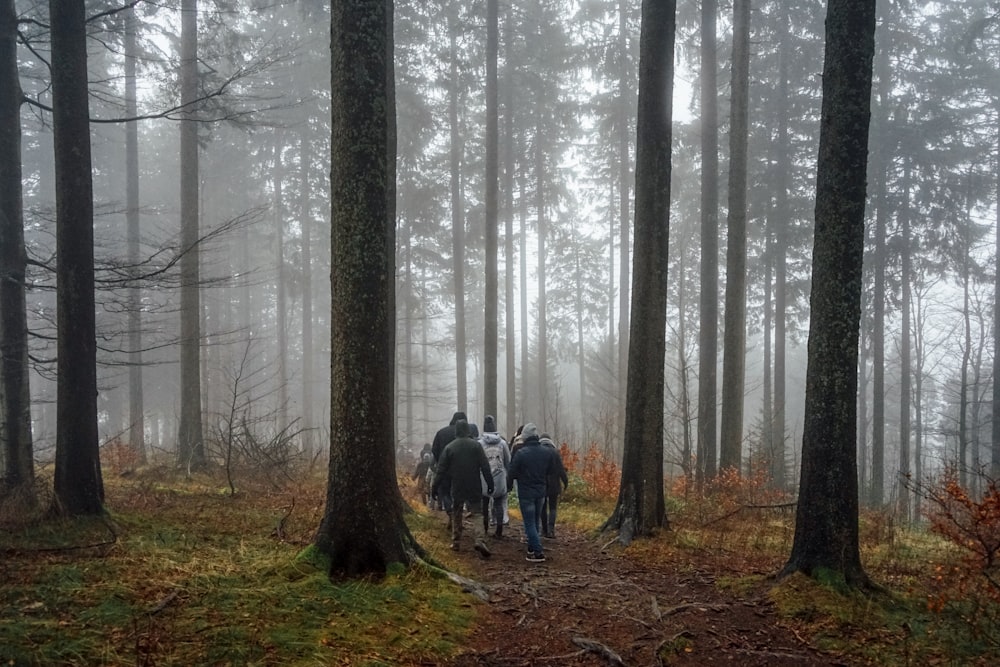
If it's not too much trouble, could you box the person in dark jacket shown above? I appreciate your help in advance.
[412,443,434,506]
[539,434,569,539]
[431,411,470,514]
[507,423,560,562]
[432,420,494,558]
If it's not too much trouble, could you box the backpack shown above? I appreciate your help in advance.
[481,435,508,497]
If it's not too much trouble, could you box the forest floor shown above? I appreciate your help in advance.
[429,508,843,666]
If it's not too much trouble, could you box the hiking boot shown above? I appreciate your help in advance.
[525,551,546,563]
[493,525,503,539]
[543,531,555,539]
[474,541,492,558]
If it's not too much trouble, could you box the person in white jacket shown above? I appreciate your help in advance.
[479,415,511,538]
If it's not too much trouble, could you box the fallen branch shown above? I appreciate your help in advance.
[413,555,490,602]
[146,589,179,615]
[661,601,730,616]
[571,636,626,666]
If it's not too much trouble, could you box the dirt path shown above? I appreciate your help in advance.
[435,513,847,666]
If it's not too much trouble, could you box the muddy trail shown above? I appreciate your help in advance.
[430,511,848,667]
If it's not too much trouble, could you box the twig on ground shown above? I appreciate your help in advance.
[661,601,730,616]
[146,589,179,615]
[571,636,626,666]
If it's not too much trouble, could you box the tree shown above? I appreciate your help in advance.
[124,2,145,465]
[604,0,674,544]
[177,0,205,471]
[780,0,876,588]
[0,0,34,496]
[719,0,750,473]
[313,0,421,575]
[483,0,498,421]
[50,0,104,515]
[697,0,719,489]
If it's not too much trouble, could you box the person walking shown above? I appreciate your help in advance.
[432,420,493,558]
[507,423,560,562]
[539,433,568,539]
[431,411,470,517]
[479,415,511,538]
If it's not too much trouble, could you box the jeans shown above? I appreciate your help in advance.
[518,495,545,554]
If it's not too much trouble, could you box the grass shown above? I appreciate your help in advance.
[3,467,999,666]
[1,470,474,666]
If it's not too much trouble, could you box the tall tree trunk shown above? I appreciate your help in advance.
[502,10,516,435]
[124,4,145,465]
[771,0,790,491]
[519,177,529,408]
[678,251,693,490]
[960,225,971,490]
[535,118,548,423]
[616,0,631,446]
[604,0,674,543]
[898,160,911,519]
[697,0,719,488]
[314,0,421,575]
[178,0,204,470]
[299,123,314,457]
[719,0,750,473]
[50,0,103,515]
[762,231,773,478]
[274,143,289,433]
[993,102,1000,481]
[448,9,467,411]
[484,0,499,421]
[781,0,876,588]
[0,0,33,494]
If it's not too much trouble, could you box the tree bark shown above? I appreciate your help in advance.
[50,0,104,515]
[697,0,719,488]
[780,0,876,588]
[315,0,422,576]
[484,0,498,422]
[0,0,34,494]
[719,0,750,474]
[604,0,674,543]
[177,0,205,471]
[448,8,467,412]
[124,4,145,465]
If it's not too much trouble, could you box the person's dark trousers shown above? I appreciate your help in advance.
[541,493,559,537]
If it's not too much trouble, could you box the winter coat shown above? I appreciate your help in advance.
[432,411,479,463]
[432,421,493,506]
[507,436,560,500]
[540,437,569,496]
[479,432,511,498]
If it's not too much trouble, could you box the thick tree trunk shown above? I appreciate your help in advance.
[50,0,103,515]
[315,0,421,576]
[604,0,674,543]
[616,0,631,447]
[0,0,34,494]
[781,0,876,588]
[719,0,750,474]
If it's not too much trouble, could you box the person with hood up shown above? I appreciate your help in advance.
[539,433,569,539]
[507,423,560,562]
[431,411,478,515]
[431,420,494,558]
[412,443,434,506]
[479,415,511,538]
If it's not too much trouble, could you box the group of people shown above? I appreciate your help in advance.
[417,411,568,563]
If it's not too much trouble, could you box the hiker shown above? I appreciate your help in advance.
[431,411,469,514]
[431,420,493,558]
[507,422,560,562]
[539,433,569,539]
[509,423,526,458]
[412,443,434,506]
[479,415,511,538]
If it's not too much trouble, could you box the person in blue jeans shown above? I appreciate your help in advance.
[507,423,560,562]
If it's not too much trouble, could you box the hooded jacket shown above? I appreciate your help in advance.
[540,436,569,496]
[432,420,493,505]
[507,423,560,499]
[432,411,479,463]
[479,426,511,498]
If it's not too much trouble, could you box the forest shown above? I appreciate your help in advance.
[1,0,999,665]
